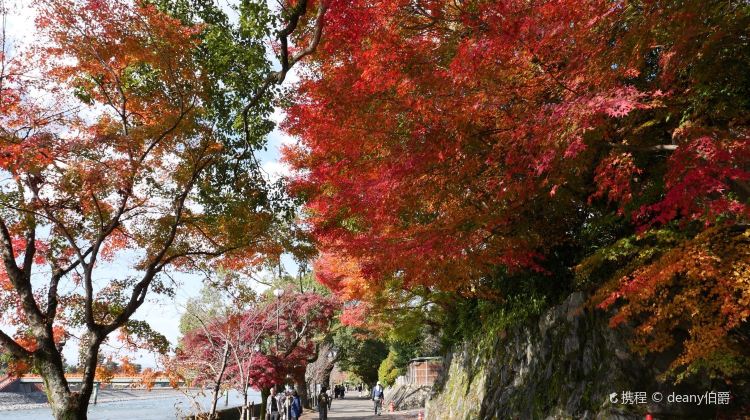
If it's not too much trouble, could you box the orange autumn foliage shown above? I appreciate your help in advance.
[597,226,750,380]
[315,253,376,302]
[94,364,114,385]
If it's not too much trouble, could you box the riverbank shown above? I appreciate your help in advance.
[0,389,260,420]
[0,388,193,411]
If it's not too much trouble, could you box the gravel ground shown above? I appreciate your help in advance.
[0,392,49,411]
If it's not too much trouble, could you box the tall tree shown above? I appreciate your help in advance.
[0,0,328,418]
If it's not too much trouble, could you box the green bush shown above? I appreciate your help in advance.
[378,349,401,386]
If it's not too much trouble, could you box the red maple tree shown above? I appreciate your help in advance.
[172,288,336,418]
[284,0,750,379]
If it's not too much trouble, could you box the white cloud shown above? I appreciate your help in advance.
[261,158,292,182]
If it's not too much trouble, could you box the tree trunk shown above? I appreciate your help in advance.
[319,357,335,393]
[304,341,336,409]
[260,387,269,420]
[43,335,104,420]
[209,341,231,419]
[50,403,87,420]
[240,387,249,420]
[36,347,86,420]
[293,369,309,408]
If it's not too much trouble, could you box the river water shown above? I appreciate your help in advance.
[0,389,262,419]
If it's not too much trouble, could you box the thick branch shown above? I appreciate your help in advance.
[22,222,35,276]
[241,0,328,144]
[101,156,214,335]
[0,328,31,359]
[76,335,104,407]
[0,218,45,329]
[0,217,23,281]
[46,248,91,322]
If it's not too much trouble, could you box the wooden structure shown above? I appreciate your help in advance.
[405,357,442,387]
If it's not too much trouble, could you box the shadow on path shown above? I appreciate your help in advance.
[299,397,421,420]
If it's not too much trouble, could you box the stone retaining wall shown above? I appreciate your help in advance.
[425,293,736,419]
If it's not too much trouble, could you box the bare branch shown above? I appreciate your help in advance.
[241,0,328,145]
[101,154,215,335]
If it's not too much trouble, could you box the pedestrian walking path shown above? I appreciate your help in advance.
[299,396,422,420]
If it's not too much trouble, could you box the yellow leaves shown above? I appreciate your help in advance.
[597,224,750,381]
[95,363,114,384]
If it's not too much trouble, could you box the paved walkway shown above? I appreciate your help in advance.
[299,397,422,420]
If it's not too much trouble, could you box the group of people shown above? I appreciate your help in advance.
[264,381,386,420]
[266,387,304,420]
[332,384,346,399]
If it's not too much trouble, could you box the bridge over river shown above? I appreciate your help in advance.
[13,373,171,386]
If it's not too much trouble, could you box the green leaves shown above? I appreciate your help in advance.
[334,327,388,385]
[121,62,161,97]
[120,320,170,354]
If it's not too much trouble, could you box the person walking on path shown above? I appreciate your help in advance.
[284,390,293,420]
[318,386,330,420]
[298,397,423,420]
[372,382,384,416]
[267,387,282,420]
[291,390,303,420]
